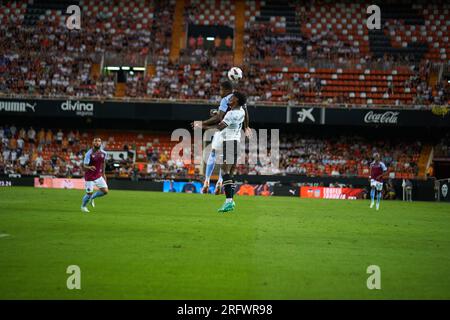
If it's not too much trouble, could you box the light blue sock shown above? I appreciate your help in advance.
[82,194,91,207]
[376,191,382,205]
[370,188,375,202]
[91,191,105,200]
[217,168,223,183]
[205,151,216,184]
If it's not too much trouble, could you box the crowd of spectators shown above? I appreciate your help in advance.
[0,126,424,181]
[234,134,421,178]
[128,46,232,101]
[0,125,86,177]
[0,18,99,97]
[0,1,448,106]
[0,125,201,180]
[0,0,174,98]
[241,18,449,105]
[281,135,421,178]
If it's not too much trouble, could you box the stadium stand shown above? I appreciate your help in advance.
[0,125,199,180]
[0,0,448,106]
[0,126,423,180]
[241,0,449,105]
[185,0,235,27]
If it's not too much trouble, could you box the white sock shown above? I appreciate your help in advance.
[225,198,233,203]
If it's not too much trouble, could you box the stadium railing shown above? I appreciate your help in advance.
[104,51,151,68]
[0,93,442,110]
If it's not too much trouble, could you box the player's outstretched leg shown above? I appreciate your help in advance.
[81,193,92,212]
[370,187,375,208]
[376,190,382,211]
[218,173,235,213]
[203,150,217,194]
[214,169,223,195]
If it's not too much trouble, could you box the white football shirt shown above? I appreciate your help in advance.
[220,107,245,141]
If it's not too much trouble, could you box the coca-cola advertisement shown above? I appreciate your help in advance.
[324,108,449,127]
[364,111,399,124]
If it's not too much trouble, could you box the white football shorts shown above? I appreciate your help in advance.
[370,179,383,191]
[85,177,108,193]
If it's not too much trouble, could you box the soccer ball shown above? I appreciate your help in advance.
[227,67,243,82]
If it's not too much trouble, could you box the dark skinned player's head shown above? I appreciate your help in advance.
[92,137,102,149]
[228,91,247,109]
[220,80,233,97]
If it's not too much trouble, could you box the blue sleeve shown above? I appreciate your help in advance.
[83,149,92,165]
[381,162,387,171]
[218,96,229,113]
[102,150,108,162]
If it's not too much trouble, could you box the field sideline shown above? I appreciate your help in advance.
[0,187,449,299]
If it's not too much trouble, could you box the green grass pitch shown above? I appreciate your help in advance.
[0,187,449,299]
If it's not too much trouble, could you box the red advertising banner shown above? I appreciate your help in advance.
[300,187,365,200]
[34,177,85,189]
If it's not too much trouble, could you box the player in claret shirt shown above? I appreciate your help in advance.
[369,152,388,211]
[81,137,109,213]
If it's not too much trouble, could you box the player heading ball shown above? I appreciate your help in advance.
[202,91,247,213]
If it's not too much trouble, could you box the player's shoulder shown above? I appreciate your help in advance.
[228,107,245,116]
[219,94,232,111]
[236,108,245,118]
[220,93,233,103]
[83,148,93,162]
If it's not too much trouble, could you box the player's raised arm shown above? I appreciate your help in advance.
[191,108,225,129]
[199,88,231,126]
[191,80,233,129]
[206,107,234,130]
[202,111,226,126]
[202,120,228,131]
